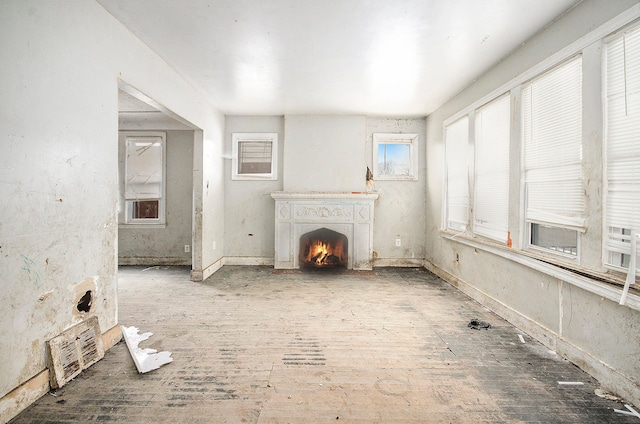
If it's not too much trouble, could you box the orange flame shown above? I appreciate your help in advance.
[304,239,345,267]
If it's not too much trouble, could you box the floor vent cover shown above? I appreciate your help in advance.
[47,316,105,389]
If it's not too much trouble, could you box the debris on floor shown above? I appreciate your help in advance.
[121,325,173,373]
[47,316,105,388]
[467,319,491,330]
[614,404,640,419]
[594,388,622,401]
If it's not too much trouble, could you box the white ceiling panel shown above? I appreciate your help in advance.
[98,0,580,116]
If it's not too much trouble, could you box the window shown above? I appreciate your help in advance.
[124,133,166,224]
[604,23,640,272]
[372,133,418,180]
[444,117,469,231]
[232,133,278,180]
[522,56,584,256]
[474,95,511,242]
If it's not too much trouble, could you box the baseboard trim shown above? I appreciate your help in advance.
[423,259,640,407]
[190,257,223,282]
[0,324,123,423]
[118,257,191,266]
[556,338,640,407]
[223,256,274,266]
[373,258,424,267]
[102,324,122,350]
[0,370,49,424]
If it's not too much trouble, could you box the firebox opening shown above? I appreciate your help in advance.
[299,228,348,269]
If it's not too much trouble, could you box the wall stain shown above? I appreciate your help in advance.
[20,254,41,285]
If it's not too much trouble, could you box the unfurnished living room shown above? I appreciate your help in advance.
[1,0,639,423]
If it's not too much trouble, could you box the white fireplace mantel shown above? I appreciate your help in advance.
[271,191,379,270]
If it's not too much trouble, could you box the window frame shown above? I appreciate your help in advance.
[527,222,580,259]
[521,55,584,259]
[372,133,419,181]
[231,133,278,181]
[122,131,167,226]
[443,117,470,232]
[473,94,511,243]
[603,21,640,273]
[437,6,640,306]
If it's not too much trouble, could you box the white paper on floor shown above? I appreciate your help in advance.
[122,325,173,373]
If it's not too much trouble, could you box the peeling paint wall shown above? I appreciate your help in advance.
[118,130,194,265]
[424,0,640,406]
[0,0,224,418]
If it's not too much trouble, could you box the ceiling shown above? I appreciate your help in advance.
[100,0,581,117]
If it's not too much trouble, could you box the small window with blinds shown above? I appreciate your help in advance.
[604,22,640,272]
[232,133,278,180]
[474,94,511,243]
[124,133,166,224]
[444,116,470,232]
[522,56,584,257]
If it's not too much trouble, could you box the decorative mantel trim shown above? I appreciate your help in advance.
[271,192,379,270]
[271,191,380,201]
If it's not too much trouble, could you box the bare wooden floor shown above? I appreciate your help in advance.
[11,266,637,423]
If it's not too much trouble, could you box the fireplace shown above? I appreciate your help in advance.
[300,228,348,268]
[271,192,379,270]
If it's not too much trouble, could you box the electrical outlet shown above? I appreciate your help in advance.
[184,244,190,253]
[395,238,401,247]
[212,241,216,250]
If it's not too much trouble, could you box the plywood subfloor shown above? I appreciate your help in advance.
[11,266,637,423]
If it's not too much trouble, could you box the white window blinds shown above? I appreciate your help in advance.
[238,140,273,174]
[474,95,511,242]
[125,136,163,200]
[522,56,584,231]
[605,24,640,271]
[445,116,469,231]
[231,133,278,180]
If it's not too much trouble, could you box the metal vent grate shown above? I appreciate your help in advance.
[47,316,105,389]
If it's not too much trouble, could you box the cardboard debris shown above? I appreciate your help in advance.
[121,325,173,373]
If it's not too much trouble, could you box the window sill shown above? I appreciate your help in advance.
[440,230,640,312]
[231,176,278,181]
[374,176,418,182]
[119,223,167,229]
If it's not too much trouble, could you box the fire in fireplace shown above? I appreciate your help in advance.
[299,228,348,268]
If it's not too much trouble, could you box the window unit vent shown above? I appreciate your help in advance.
[47,316,105,389]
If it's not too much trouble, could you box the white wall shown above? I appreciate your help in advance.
[118,130,194,265]
[0,1,224,420]
[425,0,640,406]
[224,116,284,263]
[283,115,366,192]
[367,118,426,266]
[223,116,427,266]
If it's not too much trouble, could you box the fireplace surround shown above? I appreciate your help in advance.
[271,192,379,270]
